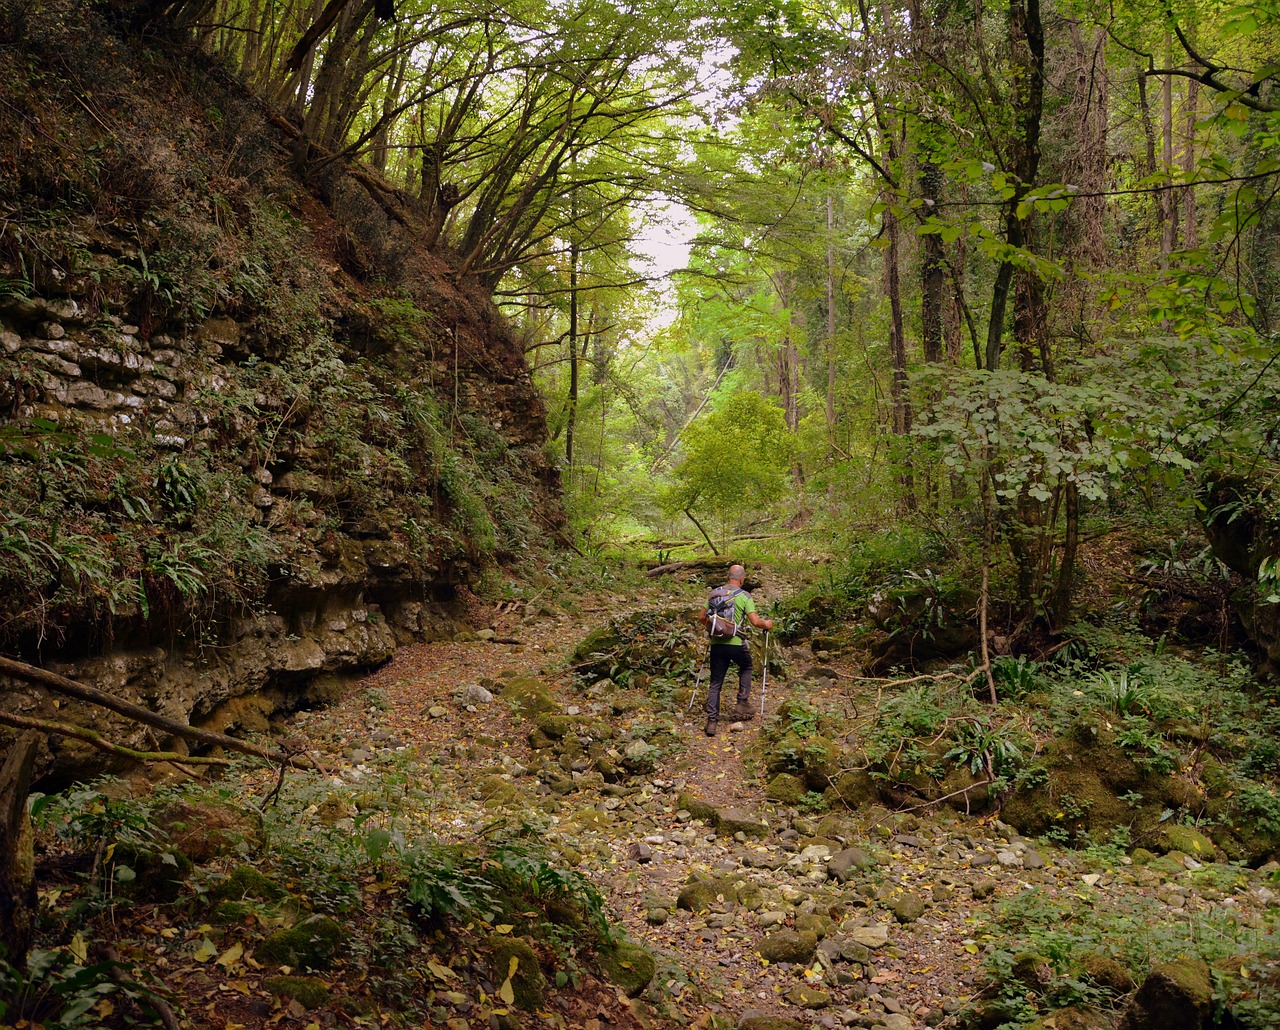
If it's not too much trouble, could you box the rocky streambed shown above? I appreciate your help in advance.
[293,611,1280,1030]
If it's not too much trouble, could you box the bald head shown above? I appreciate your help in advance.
[727,564,746,584]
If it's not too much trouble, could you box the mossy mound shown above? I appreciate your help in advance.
[263,975,330,1009]
[766,733,840,792]
[1119,957,1212,1030]
[489,935,546,1011]
[499,677,560,719]
[212,864,287,902]
[258,915,348,970]
[156,800,264,862]
[1001,720,1195,846]
[596,940,656,997]
[766,773,807,804]
[1158,824,1216,859]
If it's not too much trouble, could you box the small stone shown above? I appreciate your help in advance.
[428,706,448,719]
[844,923,890,949]
[891,894,926,924]
[1023,851,1045,869]
[757,911,788,928]
[629,842,654,864]
[971,879,996,900]
[970,852,995,868]
[785,986,831,1009]
[461,684,494,705]
[996,851,1020,867]
[645,908,669,925]
[1082,873,1101,887]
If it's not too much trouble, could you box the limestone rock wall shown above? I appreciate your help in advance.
[0,7,561,785]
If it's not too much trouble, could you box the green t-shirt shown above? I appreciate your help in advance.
[725,590,756,646]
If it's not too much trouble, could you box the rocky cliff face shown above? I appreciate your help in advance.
[0,5,560,784]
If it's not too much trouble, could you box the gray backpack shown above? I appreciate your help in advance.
[706,585,744,640]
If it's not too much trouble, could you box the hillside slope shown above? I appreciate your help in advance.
[0,1,561,782]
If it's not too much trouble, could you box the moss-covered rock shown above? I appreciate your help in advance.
[596,941,656,997]
[1080,953,1135,996]
[258,915,347,970]
[1025,1007,1115,1030]
[263,975,330,1009]
[1118,957,1212,1030]
[676,876,739,912]
[677,793,719,824]
[156,800,265,862]
[1158,824,1216,859]
[1001,720,1194,846]
[212,864,287,902]
[767,732,840,791]
[766,773,807,804]
[500,677,560,719]
[489,935,546,1011]
[758,929,818,964]
[535,713,577,740]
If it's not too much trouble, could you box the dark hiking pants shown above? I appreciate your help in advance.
[705,643,751,720]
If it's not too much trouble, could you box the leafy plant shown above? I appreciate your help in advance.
[945,716,1025,779]
[0,947,165,1029]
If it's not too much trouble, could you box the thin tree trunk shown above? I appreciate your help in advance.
[565,239,580,471]
[685,508,719,555]
[826,194,838,445]
[1161,27,1177,263]
[921,162,945,365]
[1051,480,1079,627]
[0,732,40,969]
[1182,76,1199,247]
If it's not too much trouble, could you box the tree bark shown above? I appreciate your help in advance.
[826,194,838,445]
[1,732,40,968]
[565,239,580,472]
[1161,27,1178,262]
[920,161,945,365]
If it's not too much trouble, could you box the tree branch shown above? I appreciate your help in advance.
[0,656,317,770]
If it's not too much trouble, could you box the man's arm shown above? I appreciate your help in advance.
[747,611,774,631]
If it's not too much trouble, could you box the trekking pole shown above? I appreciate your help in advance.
[760,630,770,718]
[688,643,710,712]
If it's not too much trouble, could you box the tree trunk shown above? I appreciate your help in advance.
[826,194,838,445]
[1051,479,1079,627]
[920,161,945,365]
[1182,76,1199,248]
[0,732,40,968]
[884,190,914,511]
[1161,28,1177,262]
[565,240,580,472]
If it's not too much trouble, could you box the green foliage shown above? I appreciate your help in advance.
[0,947,164,1029]
[661,390,790,535]
[944,717,1026,779]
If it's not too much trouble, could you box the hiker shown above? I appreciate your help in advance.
[699,564,773,737]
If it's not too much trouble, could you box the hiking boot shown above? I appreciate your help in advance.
[731,702,756,721]
[704,719,718,737]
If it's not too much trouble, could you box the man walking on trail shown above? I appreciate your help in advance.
[700,564,773,737]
